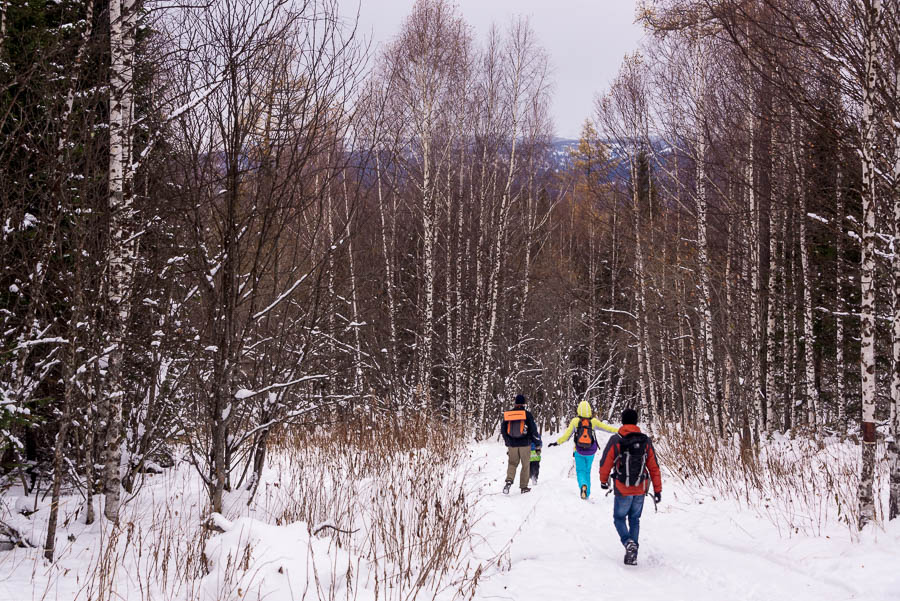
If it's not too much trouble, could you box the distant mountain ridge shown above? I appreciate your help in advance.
[549,136,674,179]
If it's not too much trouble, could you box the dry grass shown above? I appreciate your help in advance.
[654,425,891,538]
[27,412,488,601]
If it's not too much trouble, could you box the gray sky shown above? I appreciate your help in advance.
[345,0,645,140]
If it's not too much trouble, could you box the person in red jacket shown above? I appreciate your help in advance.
[597,408,662,565]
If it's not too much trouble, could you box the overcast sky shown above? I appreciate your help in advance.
[343,0,645,140]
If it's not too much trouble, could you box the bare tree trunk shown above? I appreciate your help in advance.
[888,62,900,521]
[783,185,795,432]
[343,178,363,397]
[724,211,737,433]
[765,127,780,434]
[375,153,398,389]
[836,166,847,426]
[791,111,819,432]
[746,116,763,439]
[692,46,719,432]
[858,0,882,531]
[632,156,652,418]
[420,126,436,409]
[103,0,138,523]
[44,301,82,560]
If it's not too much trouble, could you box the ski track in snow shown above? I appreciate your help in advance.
[465,438,900,601]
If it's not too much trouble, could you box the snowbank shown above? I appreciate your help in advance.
[200,516,362,601]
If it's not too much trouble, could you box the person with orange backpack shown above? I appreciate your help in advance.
[597,408,662,566]
[546,400,617,499]
[501,394,541,494]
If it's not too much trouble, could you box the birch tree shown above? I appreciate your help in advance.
[857,0,882,530]
[102,0,140,523]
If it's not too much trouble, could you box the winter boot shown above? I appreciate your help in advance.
[520,487,531,494]
[624,541,638,566]
[580,485,588,500]
[503,481,512,495]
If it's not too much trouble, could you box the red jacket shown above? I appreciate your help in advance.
[597,424,662,496]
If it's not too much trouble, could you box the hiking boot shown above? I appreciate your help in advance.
[580,485,587,500]
[624,541,638,565]
[503,481,512,495]
[520,487,531,493]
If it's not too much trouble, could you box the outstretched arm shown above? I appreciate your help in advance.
[591,417,618,434]
[555,417,578,444]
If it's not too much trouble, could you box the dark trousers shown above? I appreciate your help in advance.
[529,460,541,482]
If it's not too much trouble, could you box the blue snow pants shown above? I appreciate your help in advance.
[613,493,645,546]
[573,452,595,497]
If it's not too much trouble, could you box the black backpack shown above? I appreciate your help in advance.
[614,432,650,487]
[574,417,596,451]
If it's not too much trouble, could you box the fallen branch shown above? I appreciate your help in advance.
[0,519,35,548]
[312,521,358,536]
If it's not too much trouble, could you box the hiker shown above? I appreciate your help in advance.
[597,408,662,566]
[546,400,617,499]
[501,394,541,494]
[529,441,541,485]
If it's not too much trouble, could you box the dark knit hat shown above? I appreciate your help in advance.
[514,394,526,406]
[621,408,638,425]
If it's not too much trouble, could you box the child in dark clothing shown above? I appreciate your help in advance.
[530,442,541,484]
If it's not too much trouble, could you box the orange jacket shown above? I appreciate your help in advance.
[597,424,662,496]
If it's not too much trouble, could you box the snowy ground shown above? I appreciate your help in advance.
[2,432,899,601]
[465,436,900,601]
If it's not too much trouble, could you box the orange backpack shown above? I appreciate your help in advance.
[503,410,528,438]
[575,417,595,450]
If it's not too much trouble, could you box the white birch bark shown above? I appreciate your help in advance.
[343,179,363,397]
[782,188,794,432]
[746,116,763,438]
[419,111,436,408]
[103,0,138,523]
[644,157,659,419]
[791,111,819,431]
[858,0,882,530]
[765,197,780,434]
[375,153,398,387]
[765,125,780,434]
[888,62,900,521]
[835,166,847,425]
[724,212,736,432]
[692,42,719,430]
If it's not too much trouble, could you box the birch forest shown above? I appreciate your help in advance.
[2,0,900,580]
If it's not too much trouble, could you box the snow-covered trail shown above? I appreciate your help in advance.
[465,438,900,601]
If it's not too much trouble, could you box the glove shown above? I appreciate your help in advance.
[654,492,662,504]
[547,442,558,447]
[600,482,609,490]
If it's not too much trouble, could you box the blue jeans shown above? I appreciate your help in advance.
[613,494,644,546]
[573,452,595,497]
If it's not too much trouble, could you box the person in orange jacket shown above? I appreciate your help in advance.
[597,408,662,566]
